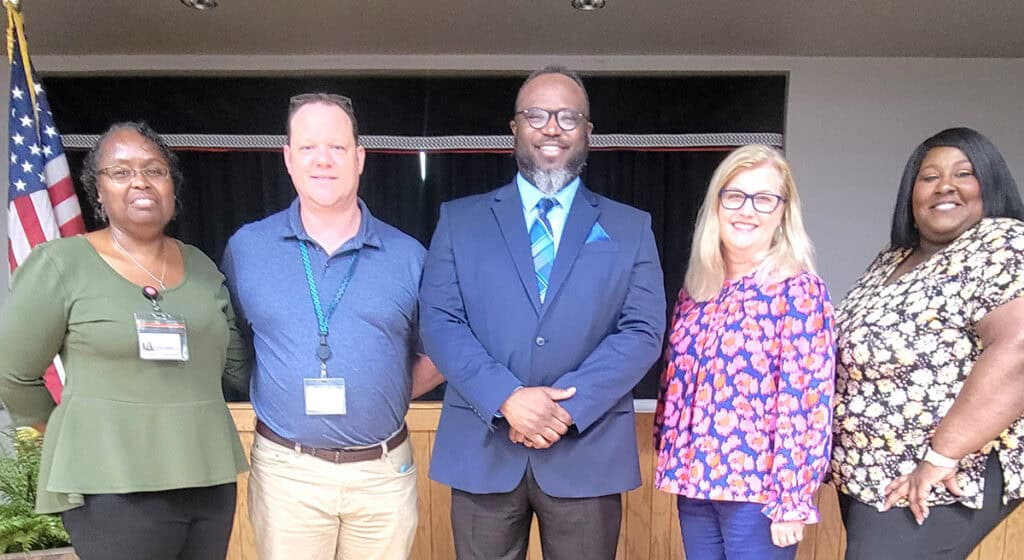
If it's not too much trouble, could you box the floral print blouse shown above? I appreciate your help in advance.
[833,218,1024,510]
[655,271,836,523]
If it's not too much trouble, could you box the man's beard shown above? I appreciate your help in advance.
[515,137,589,196]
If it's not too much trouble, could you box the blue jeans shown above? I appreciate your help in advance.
[676,497,797,560]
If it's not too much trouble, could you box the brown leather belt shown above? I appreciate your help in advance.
[255,420,408,464]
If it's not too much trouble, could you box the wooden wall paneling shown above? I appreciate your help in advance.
[225,403,1024,560]
[235,432,256,560]
[812,486,845,560]
[625,414,655,559]
[670,488,686,558]
[227,405,256,560]
[974,519,1007,559]
[528,517,542,560]
[998,504,1024,559]
[650,474,678,559]
[410,430,433,560]
[427,435,456,560]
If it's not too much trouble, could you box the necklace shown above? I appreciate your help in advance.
[112,233,167,290]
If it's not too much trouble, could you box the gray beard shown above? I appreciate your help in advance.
[529,168,576,195]
[515,142,589,195]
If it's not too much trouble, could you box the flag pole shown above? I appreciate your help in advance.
[5,0,42,137]
[5,0,85,403]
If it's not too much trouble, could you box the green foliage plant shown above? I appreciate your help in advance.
[0,429,70,552]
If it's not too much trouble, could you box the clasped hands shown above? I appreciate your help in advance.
[499,386,576,449]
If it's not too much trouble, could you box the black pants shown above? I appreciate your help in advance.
[840,452,1021,560]
[451,465,622,560]
[61,483,237,560]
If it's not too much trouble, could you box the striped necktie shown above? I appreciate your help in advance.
[531,198,557,303]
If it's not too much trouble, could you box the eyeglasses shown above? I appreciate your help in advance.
[98,166,171,183]
[515,107,588,131]
[718,189,786,214]
[289,93,353,111]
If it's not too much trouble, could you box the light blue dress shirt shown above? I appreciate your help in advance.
[516,172,580,253]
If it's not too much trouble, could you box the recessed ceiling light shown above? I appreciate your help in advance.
[180,0,218,10]
[571,0,606,10]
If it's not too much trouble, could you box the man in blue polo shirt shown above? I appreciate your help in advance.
[222,93,442,560]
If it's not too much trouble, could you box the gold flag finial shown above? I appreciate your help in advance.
[5,0,42,136]
[5,0,19,63]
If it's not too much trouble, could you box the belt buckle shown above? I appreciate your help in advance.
[331,449,344,463]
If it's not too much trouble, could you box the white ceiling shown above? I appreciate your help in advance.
[15,0,1024,59]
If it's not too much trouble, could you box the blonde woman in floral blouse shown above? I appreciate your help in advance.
[833,127,1024,559]
[655,145,835,559]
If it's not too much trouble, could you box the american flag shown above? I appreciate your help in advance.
[7,7,85,402]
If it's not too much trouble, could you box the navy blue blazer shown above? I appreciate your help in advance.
[420,182,667,498]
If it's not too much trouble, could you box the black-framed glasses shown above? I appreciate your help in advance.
[718,189,786,214]
[515,107,588,131]
[98,165,170,183]
[289,93,354,111]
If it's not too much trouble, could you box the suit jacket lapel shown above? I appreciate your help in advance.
[491,182,542,315]
[543,185,599,314]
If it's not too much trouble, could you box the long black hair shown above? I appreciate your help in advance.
[890,127,1024,248]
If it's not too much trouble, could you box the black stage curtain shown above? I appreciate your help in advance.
[582,150,727,397]
[46,75,785,136]
[47,75,785,400]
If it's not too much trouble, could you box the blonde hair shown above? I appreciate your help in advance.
[683,144,817,301]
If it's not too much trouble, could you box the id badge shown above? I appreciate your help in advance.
[304,377,347,415]
[134,312,189,361]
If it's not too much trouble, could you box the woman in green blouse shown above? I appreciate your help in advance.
[0,122,250,560]
[832,127,1024,559]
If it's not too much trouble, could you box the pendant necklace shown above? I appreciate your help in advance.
[112,233,167,290]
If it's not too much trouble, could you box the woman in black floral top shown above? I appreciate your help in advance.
[833,127,1024,559]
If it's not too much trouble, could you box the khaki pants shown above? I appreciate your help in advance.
[248,432,418,560]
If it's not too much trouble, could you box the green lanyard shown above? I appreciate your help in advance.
[298,240,360,374]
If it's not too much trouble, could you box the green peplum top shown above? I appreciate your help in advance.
[0,236,251,513]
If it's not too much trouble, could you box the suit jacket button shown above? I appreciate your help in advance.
[535,337,546,346]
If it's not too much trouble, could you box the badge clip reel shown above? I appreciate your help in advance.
[135,285,190,361]
[142,285,167,316]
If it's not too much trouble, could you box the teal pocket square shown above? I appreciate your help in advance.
[586,222,610,243]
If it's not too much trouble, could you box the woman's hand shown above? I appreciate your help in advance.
[882,461,962,524]
[770,520,805,548]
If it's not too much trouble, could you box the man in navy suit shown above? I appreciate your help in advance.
[419,65,667,559]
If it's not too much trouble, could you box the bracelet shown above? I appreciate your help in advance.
[922,447,959,469]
